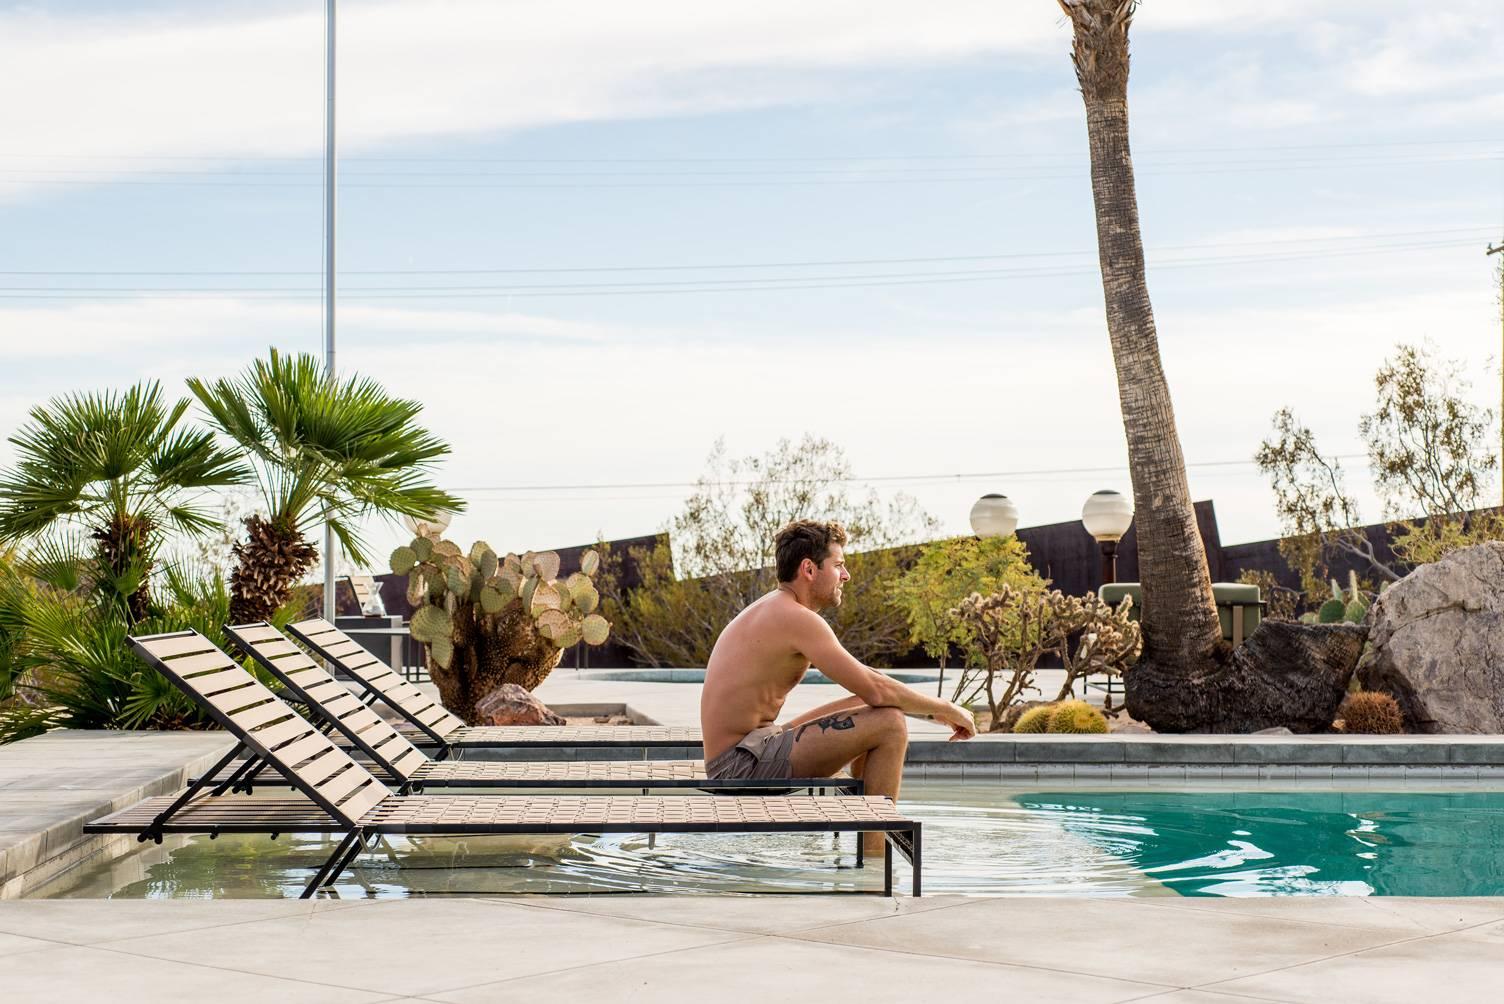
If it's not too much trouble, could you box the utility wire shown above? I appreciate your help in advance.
[448,455,1370,494]
[0,225,1485,278]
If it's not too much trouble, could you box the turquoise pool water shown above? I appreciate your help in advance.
[38,782,1504,899]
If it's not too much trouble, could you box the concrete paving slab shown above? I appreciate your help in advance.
[1209,926,1504,1003]
[1125,895,1504,936]
[103,896,747,997]
[0,898,361,944]
[0,943,395,1003]
[791,897,1419,987]
[424,935,1173,1004]
[0,930,57,958]
[1135,993,1302,1003]
[482,892,969,935]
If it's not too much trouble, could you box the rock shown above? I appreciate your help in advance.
[1251,726,1294,736]
[474,684,566,727]
[1356,541,1504,734]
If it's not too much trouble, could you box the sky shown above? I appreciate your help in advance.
[1,0,1501,571]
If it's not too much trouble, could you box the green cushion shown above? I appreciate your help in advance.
[1097,582,1262,641]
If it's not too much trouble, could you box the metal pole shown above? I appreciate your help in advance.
[1489,241,1503,510]
[322,0,338,621]
[1099,539,1118,587]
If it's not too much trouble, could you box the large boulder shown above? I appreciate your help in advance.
[474,684,566,727]
[1357,541,1504,734]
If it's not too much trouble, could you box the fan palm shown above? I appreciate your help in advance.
[0,382,250,621]
[188,349,464,623]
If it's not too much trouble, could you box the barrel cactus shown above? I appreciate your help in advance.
[1046,700,1109,734]
[1012,705,1054,734]
[1340,691,1404,734]
[391,533,610,723]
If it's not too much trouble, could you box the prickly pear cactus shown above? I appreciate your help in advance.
[390,532,612,724]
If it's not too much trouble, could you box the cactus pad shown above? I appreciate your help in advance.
[530,582,562,615]
[1317,598,1347,624]
[535,609,570,640]
[429,635,454,670]
[532,551,561,581]
[389,546,418,576]
[411,536,433,561]
[580,549,601,576]
[410,604,451,644]
[580,613,610,646]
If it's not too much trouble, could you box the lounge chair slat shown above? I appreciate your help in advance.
[273,731,336,767]
[138,633,219,659]
[202,682,275,716]
[162,651,239,677]
[253,639,303,659]
[237,701,297,732]
[247,716,314,751]
[232,623,284,643]
[186,666,255,695]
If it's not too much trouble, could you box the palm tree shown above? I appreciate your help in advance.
[1056,1,1366,732]
[188,350,464,623]
[1056,0,1223,668]
[0,383,250,621]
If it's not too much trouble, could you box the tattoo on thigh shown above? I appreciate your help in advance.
[796,714,856,741]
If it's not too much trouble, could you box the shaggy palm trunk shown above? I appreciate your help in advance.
[1059,0,1367,732]
[1061,1,1223,673]
[93,513,156,623]
[228,514,318,624]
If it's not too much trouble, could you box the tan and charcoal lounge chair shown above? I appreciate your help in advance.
[285,618,701,756]
[86,630,920,897]
[223,621,857,797]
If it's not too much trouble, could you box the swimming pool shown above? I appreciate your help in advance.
[37,781,1504,899]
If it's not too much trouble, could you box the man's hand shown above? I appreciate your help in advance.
[933,702,977,741]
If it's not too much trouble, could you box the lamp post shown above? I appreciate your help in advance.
[969,494,1020,538]
[1081,490,1134,587]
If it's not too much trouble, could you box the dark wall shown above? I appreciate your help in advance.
[1015,499,1225,594]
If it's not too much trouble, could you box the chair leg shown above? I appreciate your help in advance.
[910,826,922,898]
[141,743,246,842]
[882,836,893,896]
[856,832,864,869]
[302,830,361,898]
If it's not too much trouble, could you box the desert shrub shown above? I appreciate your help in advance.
[1340,691,1404,734]
[949,588,1141,730]
[601,436,935,667]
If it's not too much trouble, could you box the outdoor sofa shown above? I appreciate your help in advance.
[85,630,922,897]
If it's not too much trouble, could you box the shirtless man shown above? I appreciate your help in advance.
[701,519,976,850]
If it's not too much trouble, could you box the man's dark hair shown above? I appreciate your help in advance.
[774,519,848,582]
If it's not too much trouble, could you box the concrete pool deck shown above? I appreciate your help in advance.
[1,894,1501,1002]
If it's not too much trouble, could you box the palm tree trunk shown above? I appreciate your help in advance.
[228,514,318,623]
[1060,0,1223,671]
[1057,1,1368,733]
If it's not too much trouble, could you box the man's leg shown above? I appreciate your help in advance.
[785,705,907,855]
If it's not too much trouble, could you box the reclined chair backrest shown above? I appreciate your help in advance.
[129,630,390,826]
[288,618,465,743]
[224,622,429,785]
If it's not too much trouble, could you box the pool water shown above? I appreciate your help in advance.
[38,782,1504,900]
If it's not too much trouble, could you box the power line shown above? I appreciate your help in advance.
[0,236,1481,301]
[0,225,1484,277]
[448,455,1370,494]
[3,136,1500,163]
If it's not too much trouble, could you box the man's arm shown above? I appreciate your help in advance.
[791,609,976,739]
[782,694,867,731]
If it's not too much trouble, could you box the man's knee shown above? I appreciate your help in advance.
[870,706,907,740]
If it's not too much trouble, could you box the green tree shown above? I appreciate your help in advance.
[1256,342,1502,598]
[0,382,249,621]
[888,535,1046,693]
[602,436,937,667]
[187,350,464,623]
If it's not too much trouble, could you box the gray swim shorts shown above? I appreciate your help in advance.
[705,724,798,781]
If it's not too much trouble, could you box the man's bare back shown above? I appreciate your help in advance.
[701,590,821,761]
